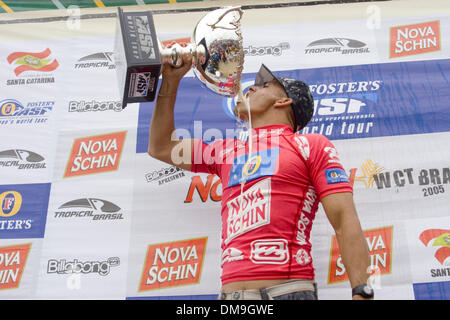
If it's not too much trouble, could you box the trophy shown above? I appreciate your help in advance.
[114,6,244,108]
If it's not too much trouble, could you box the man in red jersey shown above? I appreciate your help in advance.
[148,53,373,300]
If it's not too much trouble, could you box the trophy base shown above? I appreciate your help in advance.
[114,7,161,109]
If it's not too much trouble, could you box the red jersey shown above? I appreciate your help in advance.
[191,124,353,284]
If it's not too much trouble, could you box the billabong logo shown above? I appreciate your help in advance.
[54,198,123,221]
[64,131,126,178]
[145,165,185,185]
[0,149,46,170]
[250,239,289,265]
[419,229,450,266]
[244,42,290,56]
[305,38,370,55]
[0,243,31,290]
[139,237,207,291]
[7,48,59,76]
[47,257,120,276]
[68,100,122,112]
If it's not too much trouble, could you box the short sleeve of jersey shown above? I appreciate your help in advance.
[303,134,353,200]
[190,138,223,176]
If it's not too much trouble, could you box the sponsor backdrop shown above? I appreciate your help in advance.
[0,3,449,300]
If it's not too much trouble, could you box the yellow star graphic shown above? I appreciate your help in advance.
[354,159,385,188]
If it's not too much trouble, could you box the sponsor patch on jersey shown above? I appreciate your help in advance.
[325,168,350,184]
[228,148,280,187]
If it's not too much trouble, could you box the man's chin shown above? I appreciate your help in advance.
[233,106,248,122]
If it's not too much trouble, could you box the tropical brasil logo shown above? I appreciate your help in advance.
[305,38,370,55]
[0,149,46,170]
[53,198,124,221]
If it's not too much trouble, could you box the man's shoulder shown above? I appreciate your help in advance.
[292,132,331,144]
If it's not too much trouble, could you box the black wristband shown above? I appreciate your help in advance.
[352,284,374,298]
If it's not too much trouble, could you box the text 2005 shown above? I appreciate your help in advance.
[422,185,445,197]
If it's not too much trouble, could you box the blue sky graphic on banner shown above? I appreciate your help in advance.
[137,59,450,153]
[0,183,51,239]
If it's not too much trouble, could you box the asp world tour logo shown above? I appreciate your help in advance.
[0,99,53,125]
[64,131,126,178]
[0,243,31,290]
[301,80,380,138]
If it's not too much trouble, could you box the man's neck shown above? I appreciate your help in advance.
[250,114,292,130]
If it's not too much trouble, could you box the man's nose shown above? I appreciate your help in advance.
[248,85,259,92]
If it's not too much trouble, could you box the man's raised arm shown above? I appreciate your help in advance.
[148,50,194,171]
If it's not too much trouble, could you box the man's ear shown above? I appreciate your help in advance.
[274,97,293,109]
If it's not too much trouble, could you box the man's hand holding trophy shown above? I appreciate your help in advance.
[114,6,245,108]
